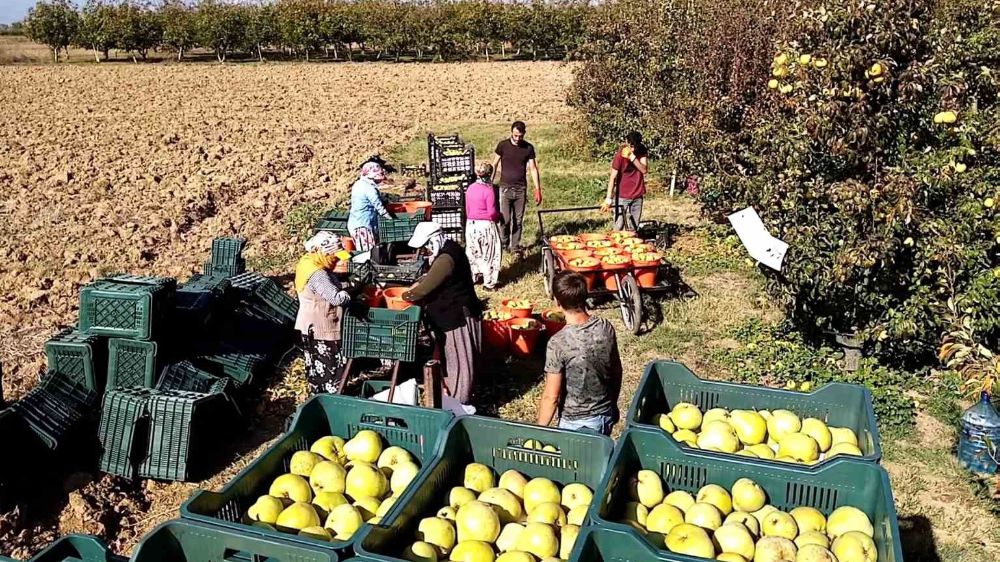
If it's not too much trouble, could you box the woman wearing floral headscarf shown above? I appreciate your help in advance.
[403,222,483,404]
[295,231,352,394]
[348,161,394,252]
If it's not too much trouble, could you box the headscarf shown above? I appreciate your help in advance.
[295,232,343,292]
[425,230,446,263]
[408,221,447,263]
[360,161,386,183]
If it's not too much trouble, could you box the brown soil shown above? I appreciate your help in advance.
[0,61,574,556]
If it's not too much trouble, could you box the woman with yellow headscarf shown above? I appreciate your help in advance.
[295,232,352,394]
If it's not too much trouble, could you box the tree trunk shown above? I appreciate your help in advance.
[177,47,183,62]
[92,44,100,63]
[395,49,400,62]
[217,48,225,62]
[501,43,505,57]
[417,47,422,59]
[485,45,490,62]
[332,43,338,59]
[305,48,310,61]
[103,47,109,61]
[52,47,58,63]
[257,44,263,62]
[132,52,137,64]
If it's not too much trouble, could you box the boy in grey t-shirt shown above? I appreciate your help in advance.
[536,271,623,435]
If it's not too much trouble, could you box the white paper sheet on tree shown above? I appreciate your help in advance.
[727,207,788,271]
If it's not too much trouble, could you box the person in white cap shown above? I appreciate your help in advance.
[403,222,483,404]
[294,231,352,394]
[347,161,394,252]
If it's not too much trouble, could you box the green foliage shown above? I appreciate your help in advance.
[24,0,80,61]
[114,1,161,61]
[286,203,323,239]
[715,318,917,437]
[76,0,116,61]
[160,0,197,60]
[194,0,246,62]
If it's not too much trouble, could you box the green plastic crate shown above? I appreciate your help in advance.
[341,305,422,362]
[156,362,230,395]
[627,361,882,468]
[44,328,105,392]
[590,428,903,562]
[99,388,154,478]
[566,527,674,562]
[355,416,614,562]
[229,273,298,325]
[79,278,174,341]
[106,339,158,390]
[133,520,337,562]
[0,534,123,562]
[181,394,454,556]
[192,347,263,387]
[209,237,248,277]
[139,389,229,482]
[11,373,94,452]
[378,212,425,244]
[314,210,351,235]
[348,258,427,286]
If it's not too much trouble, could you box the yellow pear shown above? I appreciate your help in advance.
[654,413,676,433]
[767,79,779,90]
[419,516,457,555]
[456,501,501,543]
[646,503,684,534]
[665,523,715,558]
[496,553,534,562]
[670,402,704,430]
[761,510,798,540]
[567,505,588,526]
[559,524,580,559]
[290,451,325,477]
[480,488,524,524]
[560,483,592,511]
[515,522,559,559]
[276,502,320,531]
[673,429,699,447]
[451,487,479,508]
[523,478,561,513]
[404,541,440,562]
[747,444,776,459]
[313,492,350,514]
[270,473,313,503]
[346,462,388,500]
[801,419,832,452]
[766,410,801,441]
[664,490,696,512]
[713,522,755,560]
[685,502,723,531]
[376,496,398,517]
[623,501,648,527]
[391,461,421,495]
[464,464,496,493]
[527,502,566,526]
[697,422,741,453]
[311,435,347,463]
[326,503,364,540]
[724,511,760,537]
[702,408,731,426]
[829,427,857,447]
[438,506,458,521]
[247,495,285,524]
[696,484,733,515]
[751,504,778,527]
[730,410,767,445]
[795,531,830,549]
[796,544,837,562]
[353,496,381,521]
[377,446,414,469]
[499,470,529,498]
[754,536,797,562]
[778,433,820,463]
[310,461,348,495]
[790,506,826,534]
[826,506,873,538]
[831,531,877,562]
[449,541,496,562]
[632,470,665,507]
[731,478,766,513]
[299,526,332,541]
[344,430,383,463]
[827,442,863,458]
[717,554,747,562]
[496,522,525,552]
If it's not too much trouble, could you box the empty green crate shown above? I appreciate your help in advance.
[590,428,903,562]
[348,258,427,286]
[139,390,228,482]
[379,212,425,243]
[0,534,124,562]
[182,274,231,293]
[192,348,263,387]
[356,416,614,562]
[181,394,454,556]
[314,210,350,235]
[626,361,882,469]
[11,378,89,452]
[133,520,337,562]
[341,305,422,362]
[210,237,247,274]
[229,273,298,324]
[39,370,98,408]
[157,362,230,395]
[107,338,158,390]
[79,279,174,340]
[44,328,105,392]
[99,388,154,478]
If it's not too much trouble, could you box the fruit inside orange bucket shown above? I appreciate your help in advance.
[508,318,542,357]
[601,255,632,291]
[483,310,512,350]
[382,287,413,310]
[566,256,601,291]
[632,252,663,288]
[501,299,534,318]
[540,309,566,337]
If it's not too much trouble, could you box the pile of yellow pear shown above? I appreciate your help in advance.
[244,430,421,542]
[620,471,878,562]
[655,404,863,464]
[401,463,594,562]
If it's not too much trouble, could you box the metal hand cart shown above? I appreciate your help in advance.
[537,206,675,335]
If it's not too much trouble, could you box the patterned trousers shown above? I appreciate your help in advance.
[301,332,346,394]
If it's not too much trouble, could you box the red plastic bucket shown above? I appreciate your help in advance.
[382,287,413,310]
[508,318,542,357]
[565,257,601,291]
[540,309,566,338]
[632,253,663,288]
[600,256,631,291]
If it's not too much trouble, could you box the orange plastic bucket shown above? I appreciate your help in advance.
[556,249,593,263]
[593,247,627,259]
[608,230,636,240]
[565,256,601,291]
[619,237,644,248]
[382,287,413,310]
[553,241,585,251]
[627,243,655,255]
[632,253,663,288]
[579,233,609,242]
[501,299,534,319]
[360,286,385,307]
[600,256,632,291]
[483,314,512,350]
[585,239,614,249]
[549,235,580,245]
[540,309,566,338]
[508,318,542,357]
[404,201,433,219]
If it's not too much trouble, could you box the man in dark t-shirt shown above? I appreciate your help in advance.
[491,121,542,256]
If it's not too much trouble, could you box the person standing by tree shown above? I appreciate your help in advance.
[492,121,542,258]
[604,131,649,230]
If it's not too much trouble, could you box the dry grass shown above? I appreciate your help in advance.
[0,36,96,64]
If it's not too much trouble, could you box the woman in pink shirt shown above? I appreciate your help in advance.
[465,162,502,290]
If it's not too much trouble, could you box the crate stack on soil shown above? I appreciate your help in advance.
[427,133,475,245]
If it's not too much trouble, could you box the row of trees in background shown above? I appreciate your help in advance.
[23,0,593,63]
[573,0,1000,382]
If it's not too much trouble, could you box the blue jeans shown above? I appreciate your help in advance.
[558,413,616,436]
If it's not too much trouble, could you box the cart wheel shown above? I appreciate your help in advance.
[542,249,555,298]
[618,274,642,335]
